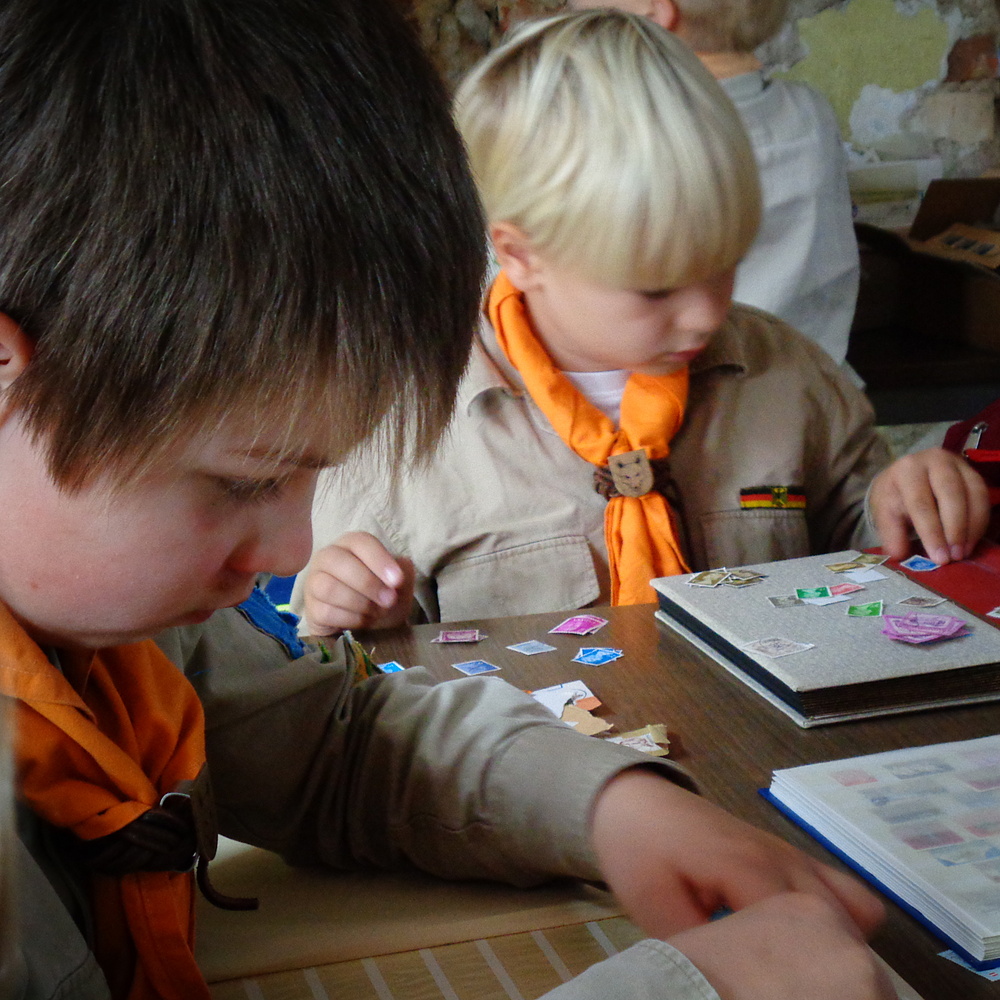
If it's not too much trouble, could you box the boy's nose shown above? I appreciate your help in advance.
[676,278,733,335]
[228,503,314,581]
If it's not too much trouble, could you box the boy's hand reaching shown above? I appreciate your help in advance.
[590,770,885,940]
[303,532,415,635]
[869,447,990,565]
[590,770,896,998]
[666,893,898,1000]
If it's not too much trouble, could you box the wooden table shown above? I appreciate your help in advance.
[360,603,1000,1000]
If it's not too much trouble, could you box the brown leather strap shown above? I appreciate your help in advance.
[69,799,259,912]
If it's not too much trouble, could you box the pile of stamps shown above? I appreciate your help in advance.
[880,613,971,645]
[687,567,767,589]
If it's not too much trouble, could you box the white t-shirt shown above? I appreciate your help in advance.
[563,369,630,426]
[721,71,860,375]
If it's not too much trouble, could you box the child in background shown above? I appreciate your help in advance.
[0,3,893,999]
[569,0,861,375]
[298,10,986,634]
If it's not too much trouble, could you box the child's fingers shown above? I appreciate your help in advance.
[668,894,896,1000]
[869,471,913,562]
[708,846,882,934]
[905,459,962,565]
[873,503,912,562]
[304,535,406,633]
[908,451,989,563]
[810,862,886,937]
[305,575,385,634]
[872,449,991,565]
[333,531,406,590]
[936,457,990,559]
[590,771,885,942]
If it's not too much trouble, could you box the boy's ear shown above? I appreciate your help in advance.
[0,313,34,392]
[649,0,680,32]
[490,222,544,292]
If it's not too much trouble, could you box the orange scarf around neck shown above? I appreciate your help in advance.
[489,271,690,604]
[0,601,211,1000]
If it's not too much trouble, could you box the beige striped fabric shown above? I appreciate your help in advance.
[209,917,646,1000]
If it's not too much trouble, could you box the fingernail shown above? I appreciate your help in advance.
[931,547,950,565]
[382,565,403,587]
[377,587,396,607]
[951,544,965,562]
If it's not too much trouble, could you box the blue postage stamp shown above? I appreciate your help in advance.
[900,554,940,572]
[452,659,502,676]
[572,647,624,666]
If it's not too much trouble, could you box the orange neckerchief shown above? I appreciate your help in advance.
[0,601,210,1000]
[489,271,690,604]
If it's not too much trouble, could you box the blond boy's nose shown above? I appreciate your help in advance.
[677,281,731,334]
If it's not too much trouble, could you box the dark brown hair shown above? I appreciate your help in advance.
[0,0,486,486]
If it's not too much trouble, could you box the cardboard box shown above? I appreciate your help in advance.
[854,178,1000,353]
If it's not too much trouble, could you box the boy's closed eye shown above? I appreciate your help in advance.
[214,476,287,505]
[640,288,674,301]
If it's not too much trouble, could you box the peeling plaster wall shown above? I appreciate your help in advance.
[409,0,1000,175]
[769,0,1000,175]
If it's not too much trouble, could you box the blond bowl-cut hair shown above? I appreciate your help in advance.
[676,0,790,54]
[454,9,760,291]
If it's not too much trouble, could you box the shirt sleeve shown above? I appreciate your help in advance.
[539,940,720,1000]
[799,339,891,555]
[156,609,696,885]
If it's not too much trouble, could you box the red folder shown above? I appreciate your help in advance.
[881,539,1000,622]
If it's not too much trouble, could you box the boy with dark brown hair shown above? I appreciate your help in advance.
[0,4,892,1000]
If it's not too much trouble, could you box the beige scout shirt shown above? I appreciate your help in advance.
[301,304,890,624]
[18,606,719,1000]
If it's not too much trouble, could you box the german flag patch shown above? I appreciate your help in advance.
[739,485,806,510]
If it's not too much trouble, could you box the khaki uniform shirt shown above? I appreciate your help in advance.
[14,605,724,1000]
[301,305,890,623]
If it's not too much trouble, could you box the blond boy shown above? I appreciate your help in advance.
[299,11,986,633]
[570,0,861,372]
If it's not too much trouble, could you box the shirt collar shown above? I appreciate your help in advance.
[459,311,526,413]
[717,68,766,102]
[689,308,755,378]
[461,303,756,413]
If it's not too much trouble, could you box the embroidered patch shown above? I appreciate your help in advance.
[236,586,306,658]
[739,485,806,510]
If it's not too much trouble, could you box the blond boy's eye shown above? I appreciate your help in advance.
[217,477,284,504]
[640,288,673,301]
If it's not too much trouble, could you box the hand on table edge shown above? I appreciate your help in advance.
[588,769,894,998]
[589,767,886,938]
[869,448,990,567]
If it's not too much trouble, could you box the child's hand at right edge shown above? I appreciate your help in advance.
[303,531,415,635]
[667,894,897,1000]
[869,447,990,566]
[591,769,896,999]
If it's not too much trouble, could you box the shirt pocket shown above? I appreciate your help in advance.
[700,508,810,568]
[435,535,601,622]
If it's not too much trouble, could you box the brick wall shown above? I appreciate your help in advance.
[407,0,566,86]
[404,0,1000,175]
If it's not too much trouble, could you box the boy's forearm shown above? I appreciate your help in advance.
[157,609,689,884]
